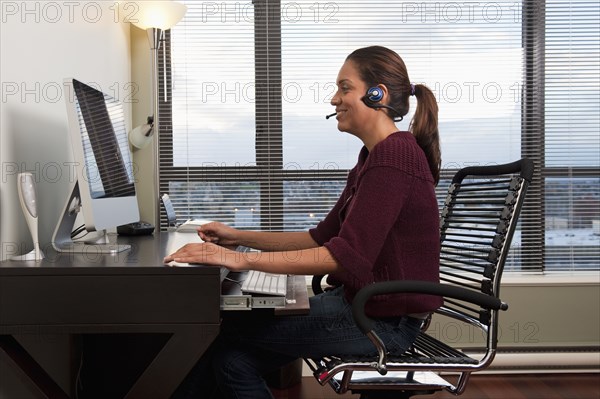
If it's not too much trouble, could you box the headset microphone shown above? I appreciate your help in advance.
[326,87,404,121]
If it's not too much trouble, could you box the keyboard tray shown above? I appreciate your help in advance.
[221,271,286,310]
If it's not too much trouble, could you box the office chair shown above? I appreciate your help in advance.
[304,158,534,399]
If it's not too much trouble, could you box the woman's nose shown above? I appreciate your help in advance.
[330,92,340,106]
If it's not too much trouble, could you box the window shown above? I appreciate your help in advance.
[543,0,600,270]
[159,0,599,272]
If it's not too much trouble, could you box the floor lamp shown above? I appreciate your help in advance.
[129,0,187,150]
[129,1,187,225]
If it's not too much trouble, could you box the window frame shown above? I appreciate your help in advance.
[157,0,599,273]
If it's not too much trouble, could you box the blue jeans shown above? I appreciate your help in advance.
[171,286,423,399]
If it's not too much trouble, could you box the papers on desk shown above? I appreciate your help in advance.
[175,219,213,232]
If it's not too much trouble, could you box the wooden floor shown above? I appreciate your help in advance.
[271,373,600,399]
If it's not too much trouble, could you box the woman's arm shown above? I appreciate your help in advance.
[238,230,319,251]
[243,245,340,275]
[198,222,319,251]
[164,242,341,276]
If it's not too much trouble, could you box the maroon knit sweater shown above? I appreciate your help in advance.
[309,131,443,318]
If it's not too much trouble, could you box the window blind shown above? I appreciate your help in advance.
[544,0,600,270]
[158,0,599,272]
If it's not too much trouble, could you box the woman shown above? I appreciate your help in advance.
[166,45,442,399]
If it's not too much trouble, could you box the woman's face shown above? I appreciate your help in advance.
[330,60,373,136]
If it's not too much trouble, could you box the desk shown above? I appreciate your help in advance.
[0,232,309,399]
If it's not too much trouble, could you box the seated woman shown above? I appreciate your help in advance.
[166,45,443,399]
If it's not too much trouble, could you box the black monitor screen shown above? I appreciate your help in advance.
[72,79,135,199]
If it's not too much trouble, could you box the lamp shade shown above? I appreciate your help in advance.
[129,122,154,149]
[130,1,187,30]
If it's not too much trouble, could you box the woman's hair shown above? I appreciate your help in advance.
[346,46,441,185]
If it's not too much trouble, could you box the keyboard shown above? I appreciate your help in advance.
[241,270,287,296]
[165,233,230,283]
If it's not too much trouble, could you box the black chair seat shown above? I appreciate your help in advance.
[331,332,478,366]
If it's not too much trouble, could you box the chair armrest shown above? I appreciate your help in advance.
[352,281,508,335]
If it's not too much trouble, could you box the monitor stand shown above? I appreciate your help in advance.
[52,181,131,254]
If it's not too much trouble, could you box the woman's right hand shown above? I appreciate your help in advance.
[197,222,240,246]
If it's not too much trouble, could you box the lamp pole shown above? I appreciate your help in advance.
[148,27,162,227]
[129,0,187,227]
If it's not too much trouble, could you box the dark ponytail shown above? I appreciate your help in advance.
[346,46,441,185]
[410,84,441,185]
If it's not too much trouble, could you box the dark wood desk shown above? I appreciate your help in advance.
[0,232,309,399]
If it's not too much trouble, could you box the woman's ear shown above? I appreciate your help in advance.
[377,84,390,104]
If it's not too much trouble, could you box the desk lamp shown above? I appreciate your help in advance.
[129,0,187,149]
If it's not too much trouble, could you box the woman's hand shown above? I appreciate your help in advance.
[164,242,247,271]
[197,222,240,246]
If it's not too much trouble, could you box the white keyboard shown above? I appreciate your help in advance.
[241,270,287,296]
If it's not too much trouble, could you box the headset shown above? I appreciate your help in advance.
[325,86,405,121]
[362,86,403,122]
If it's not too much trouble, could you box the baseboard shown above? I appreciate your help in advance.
[485,350,600,373]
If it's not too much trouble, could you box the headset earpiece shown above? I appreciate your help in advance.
[366,87,383,103]
[362,85,404,122]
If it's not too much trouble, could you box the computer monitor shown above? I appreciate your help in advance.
[52,78,140,253]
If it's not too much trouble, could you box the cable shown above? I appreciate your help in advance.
[224,276,244,287]
[70,224,86,239]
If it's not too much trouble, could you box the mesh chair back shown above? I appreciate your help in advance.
[438,159,533,329]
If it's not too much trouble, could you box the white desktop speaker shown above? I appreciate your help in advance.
[11,172,45,261]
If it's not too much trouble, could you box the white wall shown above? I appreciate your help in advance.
[0,1,132,259]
